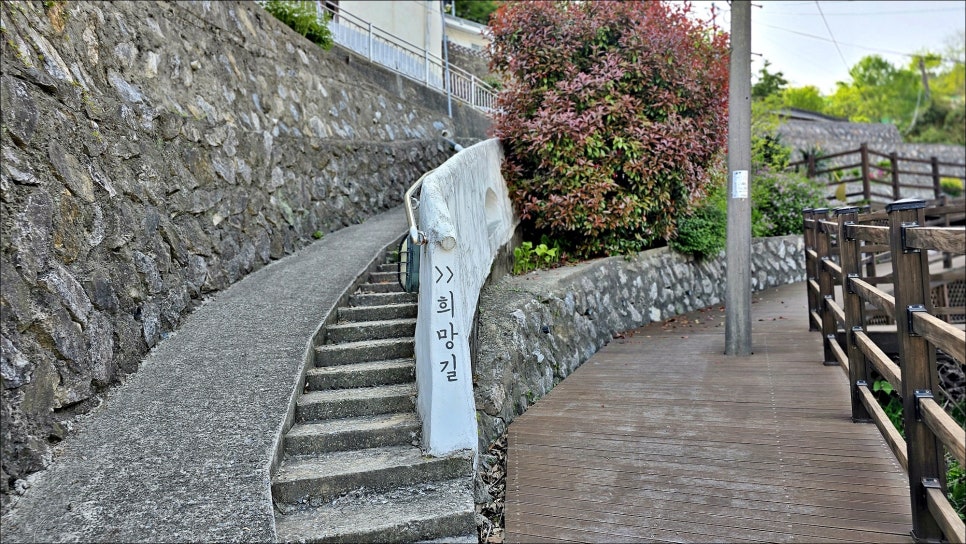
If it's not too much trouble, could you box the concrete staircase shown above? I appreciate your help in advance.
[272,248,476,543]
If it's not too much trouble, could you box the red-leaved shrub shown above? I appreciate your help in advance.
[489,1,729,257]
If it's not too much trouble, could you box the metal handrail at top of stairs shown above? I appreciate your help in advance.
[258,0,498,112]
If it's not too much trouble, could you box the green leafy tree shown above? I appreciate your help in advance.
[451,0,501,25]
[826,55,919,126]
[752,60,788,100]
[781,85,826,113]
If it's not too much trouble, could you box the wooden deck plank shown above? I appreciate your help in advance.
[509,498,912,542]
[505,282,913,543]
[511,481,910,522]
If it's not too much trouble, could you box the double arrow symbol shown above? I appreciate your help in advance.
[434,265,454,284]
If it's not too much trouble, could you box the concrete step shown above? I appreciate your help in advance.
[296,384,415,422]
[377,262,399,273]
[357,281,405,294]
[368,271,398,284]
[337,303,417,322]
[315,338,413,367]
[350,292,416,307]
[417,533,479,544]
[272,446,473,505]
[274,478,475,543]
[325,318,416,344]
[306,358,414,390]
[284,413,419,455]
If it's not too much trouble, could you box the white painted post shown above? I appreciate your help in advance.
[424,50,431,85]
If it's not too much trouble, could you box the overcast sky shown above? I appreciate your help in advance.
[685,0,966,94]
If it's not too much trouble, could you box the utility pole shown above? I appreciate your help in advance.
[917,56,931,101]
[725,0,752,356]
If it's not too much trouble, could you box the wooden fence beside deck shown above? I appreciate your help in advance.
[788,144,966,207]
[803,199,966,542]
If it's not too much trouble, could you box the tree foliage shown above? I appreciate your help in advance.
[451,0,501,25]
[781,85,825,112]
[826,55,920,125]
[489,0,729,257]
[752,38,965,145]
[752,60,788,100]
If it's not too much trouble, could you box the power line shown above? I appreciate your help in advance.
[814,1,851,72]
[766,7,965,16]
[755,21,965,64]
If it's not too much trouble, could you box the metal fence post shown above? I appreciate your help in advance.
[886,198,944,542]
[470,75,477,109]
[367,22,373,61]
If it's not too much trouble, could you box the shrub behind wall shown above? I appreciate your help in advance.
[489,0,730,258]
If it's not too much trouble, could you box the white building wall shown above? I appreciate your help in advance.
[444,14,488,51]
[340,0,443,59]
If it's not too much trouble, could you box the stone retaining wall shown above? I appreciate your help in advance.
[776,120,902,154]
[472,236,805,451]
[0,0,489,502]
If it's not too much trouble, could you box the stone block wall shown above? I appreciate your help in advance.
[776,119,902,155]
[0,0,489,502]
[472,236,805,451]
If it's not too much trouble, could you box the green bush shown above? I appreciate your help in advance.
[671,160,825,258]
[669,203,726,260]
[940,177,964,197]
[263,0,333,49]
[751,134,791,173]
[751,169,826,237]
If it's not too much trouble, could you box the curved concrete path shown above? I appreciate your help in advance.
[1,207,407,543]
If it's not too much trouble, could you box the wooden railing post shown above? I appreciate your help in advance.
[886,198,945,542]
[862,144,872,203]
[940,194,953,269]
[890,152,901,200]
[814,208,838,365]
[806,152,817,179]
[835,206,871,421]
[930,156,941,199]
[803,208,820,331]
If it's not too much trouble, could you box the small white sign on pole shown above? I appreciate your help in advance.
[731,170,749,199]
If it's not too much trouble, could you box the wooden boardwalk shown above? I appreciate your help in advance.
[505,282,914,543]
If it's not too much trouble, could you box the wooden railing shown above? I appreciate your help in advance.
[803,199,965,543]
[788,143,966,207]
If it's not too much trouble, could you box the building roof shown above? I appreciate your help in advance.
[444,14,488,35]
[774,107,848,122]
